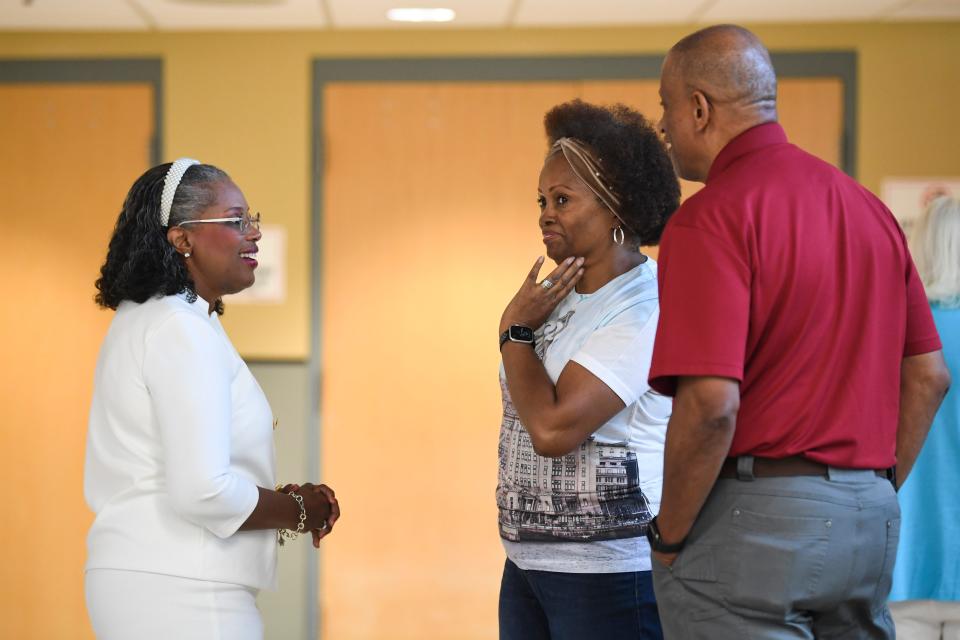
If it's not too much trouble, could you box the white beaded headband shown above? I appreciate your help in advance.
[159,158,201,227]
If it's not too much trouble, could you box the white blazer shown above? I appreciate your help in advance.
[84,293,277,589]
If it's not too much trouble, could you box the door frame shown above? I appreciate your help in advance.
[0,58,163,163]
[309,51,856,639]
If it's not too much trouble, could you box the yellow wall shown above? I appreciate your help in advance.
[2,21,958,357]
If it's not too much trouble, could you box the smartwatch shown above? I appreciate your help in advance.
[499,324,535,350]
[645,515,686,553]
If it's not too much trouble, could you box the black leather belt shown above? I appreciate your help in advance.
[718,456,887,479]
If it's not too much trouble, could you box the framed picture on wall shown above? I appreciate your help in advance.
[226,224,287,304]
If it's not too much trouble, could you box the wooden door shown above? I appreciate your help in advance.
[0,83,154,640]
[320,77,843,639]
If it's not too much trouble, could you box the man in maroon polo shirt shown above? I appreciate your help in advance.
[645,24,951,639]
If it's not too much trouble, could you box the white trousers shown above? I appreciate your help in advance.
[85,569,263,640]
[890,600,960,640]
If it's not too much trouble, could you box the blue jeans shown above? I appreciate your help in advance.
[499,558,664,640]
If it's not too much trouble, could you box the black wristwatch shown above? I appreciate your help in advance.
[646,516,686,553]
[499,324,535,350]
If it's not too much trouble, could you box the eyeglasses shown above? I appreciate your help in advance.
[178,212,261,234]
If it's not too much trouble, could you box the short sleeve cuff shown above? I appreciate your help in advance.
[206,480,261,540]
[648,363,744,397]
[904,336,943,357]
[571,353,642,406]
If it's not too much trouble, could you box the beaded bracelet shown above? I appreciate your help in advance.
[277,491,306,546]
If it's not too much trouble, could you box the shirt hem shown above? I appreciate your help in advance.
[649,364,744,396]
[904,337,943,357]
[84,561,277,591]
[571,353,641,406]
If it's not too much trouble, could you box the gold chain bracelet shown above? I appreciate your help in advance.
[277,491,306,546]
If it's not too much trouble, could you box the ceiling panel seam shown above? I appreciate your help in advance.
[690,0,720,24]
[125,0,155,30]
[883,0,920,19]
[319,0,334,29]
[505,0,524,28]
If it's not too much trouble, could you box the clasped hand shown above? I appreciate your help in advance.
[500,256,585,334]
[278,483,340,548]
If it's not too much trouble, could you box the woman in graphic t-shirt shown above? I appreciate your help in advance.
[497,100,680,640]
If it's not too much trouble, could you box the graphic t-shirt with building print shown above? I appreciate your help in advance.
[497,260,670,573]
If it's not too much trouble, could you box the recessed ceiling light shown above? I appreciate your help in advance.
[386,8,456,23]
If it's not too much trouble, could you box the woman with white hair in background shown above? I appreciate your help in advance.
[889,195,960,640]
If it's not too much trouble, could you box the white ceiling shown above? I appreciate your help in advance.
[1,0,959,31]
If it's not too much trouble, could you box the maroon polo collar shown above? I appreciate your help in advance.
[706,121,788,183]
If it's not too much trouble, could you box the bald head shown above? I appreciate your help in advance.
[668,24,777,121]
[656,25,778,181]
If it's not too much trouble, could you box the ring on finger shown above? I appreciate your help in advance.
[540,278,555,290]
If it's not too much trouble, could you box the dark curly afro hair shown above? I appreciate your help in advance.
[544,99,680,246]
[95,162,230,315]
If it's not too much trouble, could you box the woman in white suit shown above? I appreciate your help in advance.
[84,159,339,640]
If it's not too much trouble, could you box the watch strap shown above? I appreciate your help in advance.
[647,515,686,553]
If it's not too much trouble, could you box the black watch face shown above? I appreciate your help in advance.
[510,325,535,342]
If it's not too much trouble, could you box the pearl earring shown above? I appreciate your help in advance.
[184,252,191,258]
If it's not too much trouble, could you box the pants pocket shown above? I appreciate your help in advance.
[726,507,832,615]
[667,545,730,622]
[872,516,901,609]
